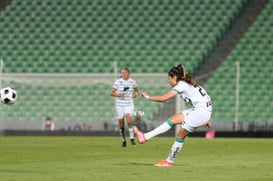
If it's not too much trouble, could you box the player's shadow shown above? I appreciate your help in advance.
[126,162,182,167]
[127,162,152,166]
[112,162,152,166]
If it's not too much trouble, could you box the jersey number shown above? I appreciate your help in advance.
[198,87,206,97]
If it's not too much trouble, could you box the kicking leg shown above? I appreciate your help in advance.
[134,113,184,144]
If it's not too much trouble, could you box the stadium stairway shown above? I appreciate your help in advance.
[193,0,269,84]
[0,0,12,11]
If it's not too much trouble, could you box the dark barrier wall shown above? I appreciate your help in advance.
[2,130,273,138]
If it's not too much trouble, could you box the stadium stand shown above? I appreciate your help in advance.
[2,0,271,126]
[0,0,245,73]
[204,0,273,122]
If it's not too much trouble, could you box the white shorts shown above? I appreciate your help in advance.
[181,108,212,133]
[115,105,134,120]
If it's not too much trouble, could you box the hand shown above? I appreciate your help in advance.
[204,121,212,128]
[142,92,148,97]
[119,93,125,98]
[132,92,139,98]
[142,92,150,100]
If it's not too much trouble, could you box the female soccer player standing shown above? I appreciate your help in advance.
[111,68,139,147]
[134,64,212,167]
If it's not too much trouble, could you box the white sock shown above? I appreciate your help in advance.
[166,138,184,163]
[144,119,174,140]
[128,127,134,139]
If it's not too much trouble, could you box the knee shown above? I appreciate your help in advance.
[176,128,188,139]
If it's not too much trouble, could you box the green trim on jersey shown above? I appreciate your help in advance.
[172,88,181,94]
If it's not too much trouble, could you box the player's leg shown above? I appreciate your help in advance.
[119,118,127,147]
[125,113,136,145]
[124,104,136,145]
[116,106,126,147]
[134,113,184,144]
[154,128,188,167]
[155,109,212,167]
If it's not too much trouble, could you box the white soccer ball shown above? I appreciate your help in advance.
[0,87,17,105]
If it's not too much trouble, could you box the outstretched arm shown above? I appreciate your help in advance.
[142,90,177,102]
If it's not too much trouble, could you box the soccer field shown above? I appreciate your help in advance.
[0,136,272,181]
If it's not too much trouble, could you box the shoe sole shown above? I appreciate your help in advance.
[154,164,173,167]
[154,160,174,167]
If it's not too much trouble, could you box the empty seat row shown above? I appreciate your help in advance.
[0,0,249,122]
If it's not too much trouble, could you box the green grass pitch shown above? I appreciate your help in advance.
[0,136,273,181]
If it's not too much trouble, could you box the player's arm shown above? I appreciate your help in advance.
[142,90,177,102]
[133,87,140,98]
[110,88,124,98]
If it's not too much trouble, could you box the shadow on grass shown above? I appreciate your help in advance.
[115,161,183,167]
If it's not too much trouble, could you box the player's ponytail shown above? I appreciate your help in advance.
[168,64,198,87]
[183,73,198,87]
[177,64,185,79]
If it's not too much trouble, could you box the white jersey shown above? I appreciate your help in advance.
[172,81,212,110]
[112,78,138,106]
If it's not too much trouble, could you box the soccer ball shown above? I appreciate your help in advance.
[0,87,17,105]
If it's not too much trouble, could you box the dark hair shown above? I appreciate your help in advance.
[46,117,51,121]
[168,64,198,87]
[123,67,130,73]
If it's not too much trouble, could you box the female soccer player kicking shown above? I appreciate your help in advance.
[134,64,212,167]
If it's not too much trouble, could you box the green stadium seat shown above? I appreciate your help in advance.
[205,1,273,122]
[1,0,268,123]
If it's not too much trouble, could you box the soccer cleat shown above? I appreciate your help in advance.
[154,160,174,167]
[130,139,136,145]
[122,141,127,147]
[133,126,146,144]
